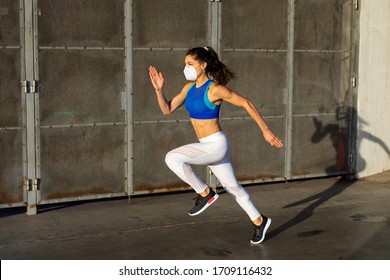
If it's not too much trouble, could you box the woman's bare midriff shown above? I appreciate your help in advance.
[190,118,222,139]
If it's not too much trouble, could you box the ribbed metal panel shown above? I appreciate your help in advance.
[0,0,360,212]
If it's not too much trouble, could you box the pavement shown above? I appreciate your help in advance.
[1,171,390,260]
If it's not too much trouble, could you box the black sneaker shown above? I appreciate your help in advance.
[188,188,219,216]
[250,215,271,244]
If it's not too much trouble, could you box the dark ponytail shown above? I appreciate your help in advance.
[186,46,236,86]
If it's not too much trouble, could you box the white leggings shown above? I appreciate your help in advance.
[165,131,261,221]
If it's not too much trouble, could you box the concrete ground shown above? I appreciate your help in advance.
[1,171,390,260]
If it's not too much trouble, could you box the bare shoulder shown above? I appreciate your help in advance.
[169,82,195,109]
[209,82,232,100]
[176,82,195,99]
[209,82,248,106]
[181,82,196,95]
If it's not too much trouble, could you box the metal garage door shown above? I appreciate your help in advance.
[0,0,25,207]
[0,0,359,214]
[132,0,358,190]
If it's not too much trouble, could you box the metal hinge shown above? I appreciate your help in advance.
[31,80,39,94]
[21,80,39,94]
[351,77,357,88]
[25,178,41,191]
[354,0,359,10]
[22,80,30,93]
[25,179,32,191]
[33,178,41,191]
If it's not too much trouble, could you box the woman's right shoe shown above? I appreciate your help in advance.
[188,188,219,216]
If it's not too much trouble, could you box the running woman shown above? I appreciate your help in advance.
[148,46,283,244]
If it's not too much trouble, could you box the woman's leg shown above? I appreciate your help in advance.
[165,139,228,215]
[165,141,227,194]
[208,160,261,222]
[209,159,272,244]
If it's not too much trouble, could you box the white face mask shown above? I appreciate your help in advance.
[183,64,202,81]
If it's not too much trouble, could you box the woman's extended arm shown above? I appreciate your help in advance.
[210,85,284,148]
[149,66,188,115]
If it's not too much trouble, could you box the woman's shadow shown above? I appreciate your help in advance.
[266,107,390,241]
[266,178,355,241]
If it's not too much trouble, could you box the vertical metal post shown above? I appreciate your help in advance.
[347,1,360,178]
[210,0,220,53]
[24,0,37,215]
[207,0,221,191]
[284,0,295,180]
[20,0,28,204]
[125,0,134,198]
[32,0,41,204]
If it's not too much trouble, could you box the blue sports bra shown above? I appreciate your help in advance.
[184,80,221,120]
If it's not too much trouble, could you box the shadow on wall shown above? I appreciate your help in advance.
[266,106,390,241]
[311,106,390,175]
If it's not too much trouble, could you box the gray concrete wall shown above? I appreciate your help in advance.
[357,0,390,177]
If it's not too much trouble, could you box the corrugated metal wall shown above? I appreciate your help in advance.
[37,0,127,204]
[0,0,24,207]
[0,0,359,214]
[132,0,210,193]
[220,0,287,183]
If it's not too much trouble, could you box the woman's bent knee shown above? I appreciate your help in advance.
[165,151,185,170]
[165,152,175,168]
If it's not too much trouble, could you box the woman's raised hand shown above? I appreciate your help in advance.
[149,66,164,92]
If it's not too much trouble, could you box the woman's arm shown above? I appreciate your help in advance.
[210,85,284,148]
[149,66,189,115]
